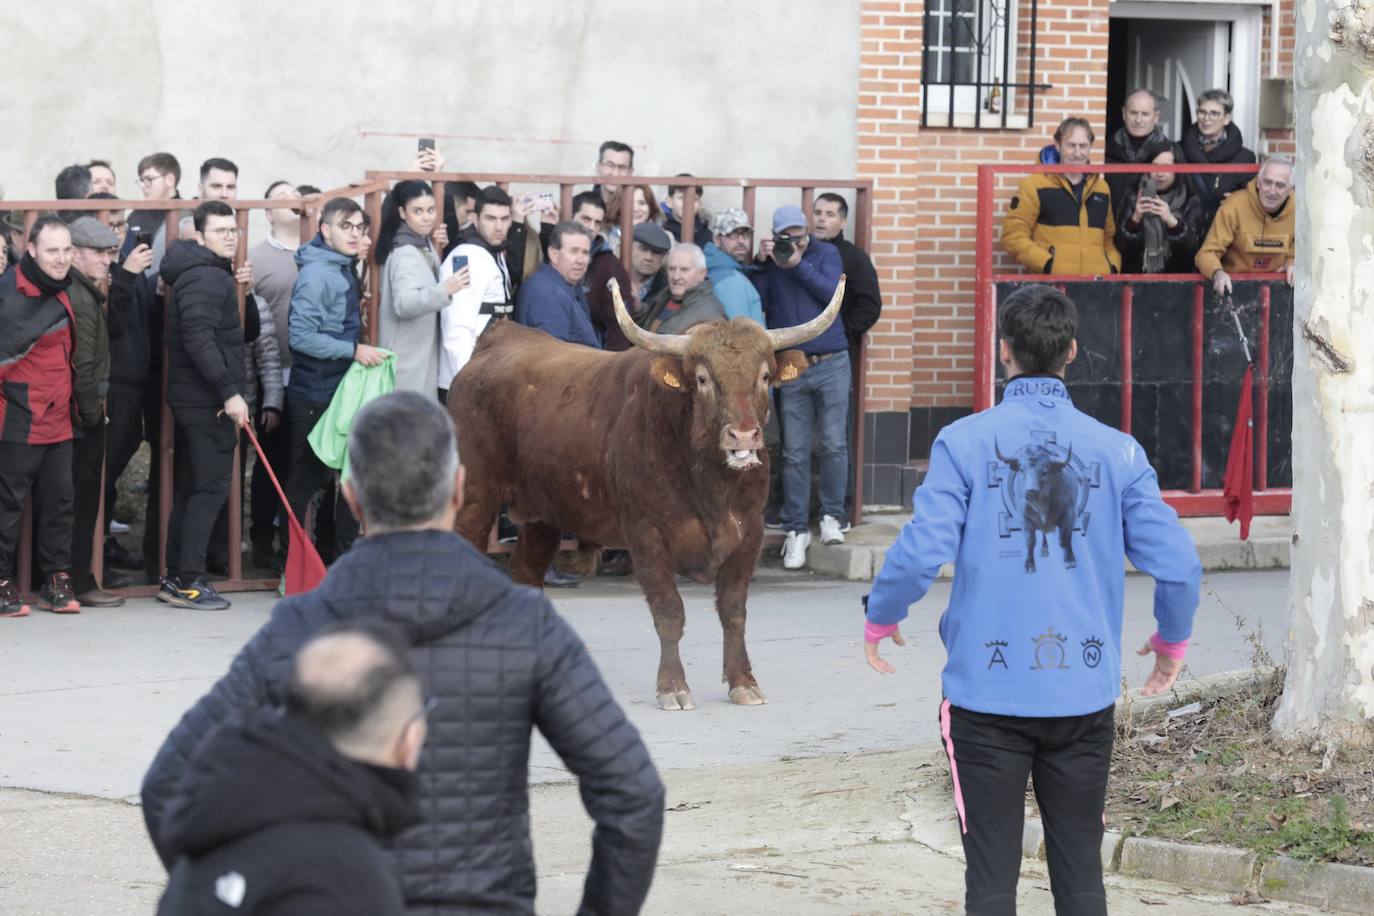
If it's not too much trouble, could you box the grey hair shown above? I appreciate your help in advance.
[667,242,707,270]
[1198,88,1234,114]
[1124,88,1160,112]
[1260,153,1294,176]
[346,391,459,532]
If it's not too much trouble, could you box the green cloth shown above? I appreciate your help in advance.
[308,350,395,480]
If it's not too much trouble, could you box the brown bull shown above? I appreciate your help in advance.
[449,276,845,710]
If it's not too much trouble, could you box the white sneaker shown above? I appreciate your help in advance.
[782,531,811,570]
[820,515,846,545]
[110,519,130,534]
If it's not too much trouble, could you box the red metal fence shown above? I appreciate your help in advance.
[10,171,872,596]
[973,162,1292,517]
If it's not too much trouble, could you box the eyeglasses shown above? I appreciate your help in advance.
[203,227,240,239]
[1196,108,1226,120]
[138,172,163,186]
[598,160,632,174]
[107,220,128,232]
[334,220,367,235]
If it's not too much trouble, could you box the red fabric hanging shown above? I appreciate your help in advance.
[1222,365,1255,540]
[244,424,326,595]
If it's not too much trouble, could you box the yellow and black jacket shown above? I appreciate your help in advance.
[1194,178,1294,278]
[1001,172,1121,276]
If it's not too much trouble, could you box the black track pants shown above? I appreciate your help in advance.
[939,700,1114,916]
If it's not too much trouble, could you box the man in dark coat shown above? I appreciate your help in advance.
[66,217,127,607]
[156,625,425,916]
[1103,89,1171,207]
[158,200,249,611]
[141,391,664,915]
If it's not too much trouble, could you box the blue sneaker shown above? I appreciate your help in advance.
[162,575,231,611]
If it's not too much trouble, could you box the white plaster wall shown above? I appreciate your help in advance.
[1,0,860,220]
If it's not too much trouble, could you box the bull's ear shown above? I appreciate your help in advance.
[650,356,689,392]
[773,350,810,386]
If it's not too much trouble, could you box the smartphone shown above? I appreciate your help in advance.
[451,254,468,273]
[1140,177,1158,199]
[537,192,555,211]
[418,137,436,152]
[136,231,152,248]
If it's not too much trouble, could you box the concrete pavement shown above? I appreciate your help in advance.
[0,567,1301,913]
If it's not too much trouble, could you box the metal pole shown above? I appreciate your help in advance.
[225,207,250,582]
[159,210,179,577]
[1119,283,1133,433]
[973,166,997,411]
[1257,283,1271,490]
[682,186,697,244]
[1190,283,1204,493]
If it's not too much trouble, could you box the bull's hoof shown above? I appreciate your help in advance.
[728,685,768,706]
[1065,559,1077,570]
[657,690,696,711]
[1024,560,1036,574]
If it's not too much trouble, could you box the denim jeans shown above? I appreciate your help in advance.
[778,350,850,533]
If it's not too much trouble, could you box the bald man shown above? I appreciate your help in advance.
[156,625,424,916]
[1105,88,1170,209]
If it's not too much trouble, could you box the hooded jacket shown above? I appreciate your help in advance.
[288,236,361,404]
[67,268,112,429]
[702,242,765,326]
[866,375,1201,717]
[1194,178,1295,278]
[0,262,75,445]
[155,710,417,916]
[1001,172,1122,276]
[160,240,247,410]
[141,529,664,915]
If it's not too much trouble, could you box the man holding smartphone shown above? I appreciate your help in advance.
[438,187,517,398]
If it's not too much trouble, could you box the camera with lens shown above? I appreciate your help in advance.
[772,232,801,263]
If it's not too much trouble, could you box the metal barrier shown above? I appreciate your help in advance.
[10,170,872,595]
[972,162,1292,516]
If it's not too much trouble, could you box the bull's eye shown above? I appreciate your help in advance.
[761,371,772,384]
[696,372,712,392]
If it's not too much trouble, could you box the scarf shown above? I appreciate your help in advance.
[457,225,513,303]
[1182,124,1244,164]
[393,224,437,274]
[19,253,73,297]
[1141,179,1189,273]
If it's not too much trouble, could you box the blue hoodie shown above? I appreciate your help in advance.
[866,376,1200,717]
[288,236,361,403]
[703,243,765,326]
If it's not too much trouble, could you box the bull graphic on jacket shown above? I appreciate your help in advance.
[993,434,1093,573]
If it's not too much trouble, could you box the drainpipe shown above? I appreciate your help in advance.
[1270,0,1279,77]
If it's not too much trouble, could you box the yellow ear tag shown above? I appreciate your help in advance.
[779,364,800,382]
[662,371,683,389]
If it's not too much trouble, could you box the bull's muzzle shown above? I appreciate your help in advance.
[721,425,764,470]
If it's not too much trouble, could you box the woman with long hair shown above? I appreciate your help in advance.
[606,186,662,255]
[375,179,469,395]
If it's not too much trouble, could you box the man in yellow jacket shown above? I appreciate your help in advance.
[1002,118,1122,276]
[1195,155,1295,296]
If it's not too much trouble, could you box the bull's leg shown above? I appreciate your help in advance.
[1060,521,1077,569]
[454,491,501,551]
[632,557,694,711]
[510,522,560,588]
[1040,531,1049,558]
[714,542,766,706]
[1024,524,1038,573]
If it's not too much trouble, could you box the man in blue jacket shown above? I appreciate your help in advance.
[754,204,846,570]
[285,197,386,552]
[864,285,1201,916]
[514,221,600,348]
[703,208,764,325]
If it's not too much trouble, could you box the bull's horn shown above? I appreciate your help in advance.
[610,277,689,357]
[765,274,847,351]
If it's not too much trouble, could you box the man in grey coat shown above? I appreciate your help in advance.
[141,392,664,914]
[636,242,727,334]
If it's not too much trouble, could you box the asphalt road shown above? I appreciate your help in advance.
[0,566,1290,801]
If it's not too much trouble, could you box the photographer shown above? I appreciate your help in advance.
[753,205,846,572]
[1115,142,1205,274]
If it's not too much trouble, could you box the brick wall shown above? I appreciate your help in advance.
[1260,1,1296,157]
[857,0,1296,417]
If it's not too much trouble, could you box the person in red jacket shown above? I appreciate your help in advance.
[0,217,82,616]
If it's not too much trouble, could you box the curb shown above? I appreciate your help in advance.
[810,537,1290,582]
[1019,826,1374,913]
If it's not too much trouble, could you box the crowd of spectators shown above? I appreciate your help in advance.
[1005,87,1295,294]
[0,140,885,614]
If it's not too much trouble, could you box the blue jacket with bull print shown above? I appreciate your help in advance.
[866,375,1201,717]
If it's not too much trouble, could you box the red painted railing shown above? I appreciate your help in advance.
[974,162,1292,517]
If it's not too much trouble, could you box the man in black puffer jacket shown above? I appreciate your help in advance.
[142,391,665,915]
[158,199,249,611]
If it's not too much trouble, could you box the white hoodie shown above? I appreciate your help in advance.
[438,241,512,391]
